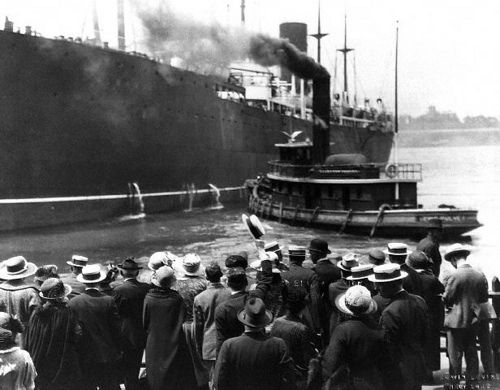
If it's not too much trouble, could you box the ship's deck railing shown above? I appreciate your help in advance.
[268,161,422,181]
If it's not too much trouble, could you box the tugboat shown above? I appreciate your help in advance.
[247,23,481,239]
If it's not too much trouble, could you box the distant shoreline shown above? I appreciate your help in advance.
[397,127,500,148]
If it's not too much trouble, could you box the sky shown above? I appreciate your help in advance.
[1,0,499,118]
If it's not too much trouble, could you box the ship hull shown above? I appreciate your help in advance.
[0,30,393,231]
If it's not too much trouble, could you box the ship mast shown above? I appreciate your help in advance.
[241,0,245,25]
[92,0,102,45]
[310,0,328,64]
[117,0,126,51]
[394,21,400,201]
[336,14,353,102]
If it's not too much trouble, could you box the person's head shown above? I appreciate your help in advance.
[67,255,88,275]
[286,286,307,315]
[237,297,272,332]
[337,253,359,279]
[368,249,386,266]
[384,243,409,265]
[33,264,59,287]
[0,313,23,349]
[148,252,169,271]
[427,219,443,241]
[39,277,72,303]
[226,267,247,292]
[205,262,223,283]
[444,244,470,269]
[152,266,176,289]
[225,254,248,269]
[76,264,107,288]
[264,241,283,262]
[368,263,407,298]
[0,256,38,283]
[336,285,377,317]
[182,253,202,277]
[117,257,142,279]
[406,251,432,271]
[308,239,331,263]
[288,245,306,265]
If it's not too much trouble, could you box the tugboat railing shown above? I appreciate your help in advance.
[268,161,422,181]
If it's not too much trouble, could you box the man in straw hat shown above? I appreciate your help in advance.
[368,263,429,390]
[68,264,122,390]
[442,244,495,384]
[25,278,81,390]
[0,256,40,332]
[112,258,149,390]
[144,266,197,390]
[322,285,386,390]
[416,218,443,277]
[214,297,292,390]
[385,243,423,297]
[60,254,88,298]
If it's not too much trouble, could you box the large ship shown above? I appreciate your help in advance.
[0,9,393,231]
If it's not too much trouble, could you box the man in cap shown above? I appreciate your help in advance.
[112,258,150,390]
[0,256,40,334]
[368,249,386,266]
[214,297,293,390]
[68,264,122,390]
[309,238,341,342]
[442,244,495,385]
[322,285,386,390]
[385,243,423,297]
[416,218,443,277]
[264,241,288,271]
[193,262,230,384]
[406,251,444,376]
[144,266,197,390]
[280,245,321,334]
[369,263,429,390]
[60,254,88,298]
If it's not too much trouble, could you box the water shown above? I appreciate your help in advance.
[0,128,499,283]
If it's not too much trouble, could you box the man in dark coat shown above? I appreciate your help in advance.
[59,254,88,298]
[385,243,424,297]
[369,263,429,390]
[143,266,197,390]
[112,258,150,390]
[280,245,321,334]
[214,297,293,390]
[68,264,122,390]
[416,218,443,277]
[442,244,495,384]
[309,238,341,343]
[322,285,386,390]
[406,251,444,375]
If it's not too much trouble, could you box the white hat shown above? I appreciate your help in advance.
[250,252,281,273]
[76,264,107,284]
[0,256,38,280]
[182,253,202,276]
[444,243,471,261]
[368,263,408,283]
[383,243,409,256]
[336,285,377,316]
[66,255,88,268]
[242,214,265,240]
[148,252,169,271]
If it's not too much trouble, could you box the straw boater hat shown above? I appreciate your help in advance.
[288,245,306,262]
[237,297,273,328]
[264,241,282,256]
[242,214,265,240]
[39,278,72,300]
[346,264,374,281]
[250,252,281,273]
[308,238,331,254]
[337,253,359,272]
[383,243,410,256]
[335,285,377,316]
[117,258,142,271]
[76,264,107,284]
[444,243,471,261]
[0,256,38,280]
[67,255,88,268]
[368,263,408,283]
[182,253,202,276]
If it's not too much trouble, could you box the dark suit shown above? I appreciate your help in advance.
[214,332,292,390]
[214,291,248,354]
[400,263,424,298]
[443,264,493,378]
[380,290,429,390]
[113,278,150,390]
[416,235,442,277]
[314,258,341,342]
[328,279,350,335]
[59,273,85,299]
[68,288,122,390]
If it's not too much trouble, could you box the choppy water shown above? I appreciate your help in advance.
[0,128,499,283]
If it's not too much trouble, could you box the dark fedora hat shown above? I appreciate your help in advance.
[225,255,248,269]
[308,238,331,254]
[242,214,265,240]
[237,297,273,328]
[406,251,432,270]
[117,258,142,270]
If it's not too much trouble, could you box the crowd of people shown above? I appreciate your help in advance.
[0,217,498,390]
